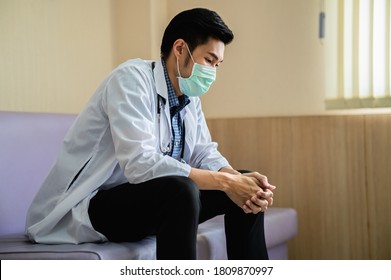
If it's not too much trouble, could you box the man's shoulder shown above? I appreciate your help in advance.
[116,58,154,73]
[101,59,156,85]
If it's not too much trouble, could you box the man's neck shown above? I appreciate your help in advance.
[162,57,183,97]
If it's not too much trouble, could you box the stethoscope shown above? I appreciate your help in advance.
[157,95,172,154]
[157,93,186,162]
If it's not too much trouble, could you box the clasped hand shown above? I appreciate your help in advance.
[224,171,276,214]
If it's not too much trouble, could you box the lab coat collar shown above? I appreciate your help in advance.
[153,59,169,101]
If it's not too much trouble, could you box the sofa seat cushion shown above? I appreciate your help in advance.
[0,234,157,260]
[264,208,297,248]
[0,208,297,260]
[0,216,225,260]
[197,208,298,260]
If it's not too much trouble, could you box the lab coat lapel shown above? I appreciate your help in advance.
[153,59,172,150]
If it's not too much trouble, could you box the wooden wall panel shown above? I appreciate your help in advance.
[207,115,377,259]
[207,117,295,207]
[365,115,391,259]
[289,116,368,259]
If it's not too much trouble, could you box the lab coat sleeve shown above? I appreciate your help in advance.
[102,62,191,184]
[188,98,229,171]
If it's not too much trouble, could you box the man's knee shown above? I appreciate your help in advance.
[168,176,200,210]
[172,176,199,198]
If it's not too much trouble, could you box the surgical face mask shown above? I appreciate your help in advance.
[177,44,216,97]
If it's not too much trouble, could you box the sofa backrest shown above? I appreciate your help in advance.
[0,111,76,236]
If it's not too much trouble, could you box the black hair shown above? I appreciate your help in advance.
[160,8,234,60]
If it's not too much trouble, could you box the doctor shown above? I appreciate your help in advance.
[26,8,275,260]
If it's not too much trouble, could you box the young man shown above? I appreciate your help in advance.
[26,8,275,260]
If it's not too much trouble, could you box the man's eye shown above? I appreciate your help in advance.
[205,58,220,67]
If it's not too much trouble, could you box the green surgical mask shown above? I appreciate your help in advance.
[177,44,216,97]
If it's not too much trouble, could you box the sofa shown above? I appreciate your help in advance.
[0,111,298,260]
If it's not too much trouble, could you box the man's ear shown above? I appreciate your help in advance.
[172,39,186,59]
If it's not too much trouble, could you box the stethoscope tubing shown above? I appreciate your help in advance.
[157,94,186,161]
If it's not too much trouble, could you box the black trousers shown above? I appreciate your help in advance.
[88,176,269,260]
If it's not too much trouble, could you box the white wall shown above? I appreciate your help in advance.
[167,0,326,118]
[0,0,114,113]
[1,0,389,116]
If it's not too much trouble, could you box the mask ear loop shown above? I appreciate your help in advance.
[176,58,182,78]
[184,43,195,63]
[177,43,195,78]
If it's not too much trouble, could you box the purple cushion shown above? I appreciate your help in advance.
[0,111,76,236]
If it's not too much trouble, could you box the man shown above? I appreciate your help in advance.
[26,8,275,260]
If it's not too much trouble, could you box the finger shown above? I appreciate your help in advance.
[257,189,274,201]
[248,197,268,213]
[244,172,276,190]
[256,190,272,206]
[249,172,269,187]
[243,201,260,214]
[242,204,252,214]
[257,189,272,197]
[254,196,268,211]
[257,175,276,190]
[265,184,277,190]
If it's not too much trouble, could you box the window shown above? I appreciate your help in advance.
[325,0,391,109]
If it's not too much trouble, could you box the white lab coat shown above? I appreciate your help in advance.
[25,59,229,244]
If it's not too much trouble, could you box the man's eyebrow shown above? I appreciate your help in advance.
[208,52,223,63]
